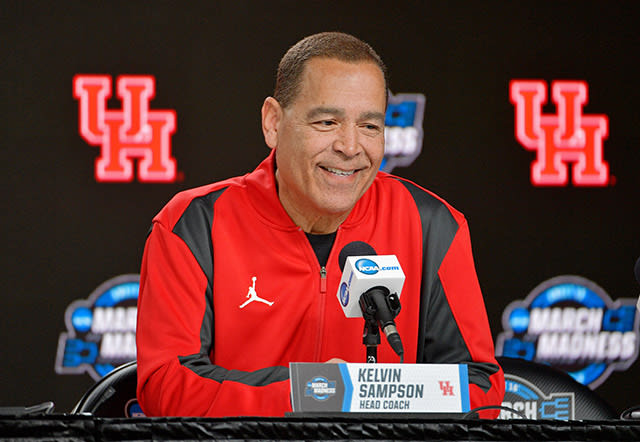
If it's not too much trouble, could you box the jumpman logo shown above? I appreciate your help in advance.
[239,276,274,309]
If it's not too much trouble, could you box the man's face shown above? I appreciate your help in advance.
[268,57,386,231]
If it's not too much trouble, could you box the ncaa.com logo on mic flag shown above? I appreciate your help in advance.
[355,258,401,275]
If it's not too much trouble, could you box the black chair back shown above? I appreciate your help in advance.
[72,361,143,417]
[497,356,617,420]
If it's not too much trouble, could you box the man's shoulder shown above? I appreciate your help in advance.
[374,172,465,225]
[153,175,246,229]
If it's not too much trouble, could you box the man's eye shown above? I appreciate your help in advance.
[313,120,336,128]
[362,123,381,132]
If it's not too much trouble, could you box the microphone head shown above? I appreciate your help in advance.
[339,241,377,271]
[337,254,405,318]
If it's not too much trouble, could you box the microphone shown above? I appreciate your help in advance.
[338,241,377,273]
[336,241,406,359]
[359,286,403,358]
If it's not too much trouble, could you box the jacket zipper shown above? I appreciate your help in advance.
[314,265,327,361]
[319,266,327,293]
[304,227,340,361]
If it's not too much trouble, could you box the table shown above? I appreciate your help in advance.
[1,415,640,441]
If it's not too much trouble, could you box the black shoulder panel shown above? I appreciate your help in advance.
[394,179,458,287]
[172,187,227,357]
[394,179,470,363]
[172,188,228,284]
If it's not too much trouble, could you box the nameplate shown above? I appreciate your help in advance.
[290,363,469,414]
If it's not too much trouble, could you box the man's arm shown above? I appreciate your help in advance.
[395,178,504,416]
[424,218,505,414]
[136,221,291,417]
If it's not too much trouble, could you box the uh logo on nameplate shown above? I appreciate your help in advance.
[290,362,470,414]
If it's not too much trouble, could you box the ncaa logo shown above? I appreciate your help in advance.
[356,259,380,275]
[339,282,350,307]
[125,399,146,417]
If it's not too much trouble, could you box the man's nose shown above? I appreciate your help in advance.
[332,125,360,157]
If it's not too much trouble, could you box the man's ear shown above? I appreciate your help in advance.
[261,97,282,149]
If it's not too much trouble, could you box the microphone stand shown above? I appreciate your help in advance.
[362,308,381,363]
[359,287,403,363]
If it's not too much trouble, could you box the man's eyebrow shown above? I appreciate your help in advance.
[359,111,385,123]
[305,108,385,123]
[306,107,345,119]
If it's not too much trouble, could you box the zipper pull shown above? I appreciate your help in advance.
[320,266,327,293]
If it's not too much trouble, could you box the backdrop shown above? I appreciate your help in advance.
[2,1,639,414]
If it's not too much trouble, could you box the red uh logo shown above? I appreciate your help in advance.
[438,381,454,396]
[510,80,609,186]
[74,75,177,182]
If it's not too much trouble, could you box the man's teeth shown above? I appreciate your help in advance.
[324,166,355,176]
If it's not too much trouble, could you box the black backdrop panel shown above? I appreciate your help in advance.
[2,1,639,413]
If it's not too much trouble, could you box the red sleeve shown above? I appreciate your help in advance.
[136,221,291,417]
[438,218,505,418]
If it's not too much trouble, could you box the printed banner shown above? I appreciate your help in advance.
[496,275,639,388]
[55,274,139,380]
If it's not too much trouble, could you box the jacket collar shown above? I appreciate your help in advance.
[244,149,374,232]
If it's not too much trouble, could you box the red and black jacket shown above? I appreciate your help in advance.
[136,151,504,417]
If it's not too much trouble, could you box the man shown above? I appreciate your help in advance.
[136,32,504,417]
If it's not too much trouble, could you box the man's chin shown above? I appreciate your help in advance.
[315,198,359,218]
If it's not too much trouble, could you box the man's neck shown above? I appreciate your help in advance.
[273,167,351,234]
[282,202,347,234]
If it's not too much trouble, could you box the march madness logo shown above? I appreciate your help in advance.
[496,275,639,388]
[382,92,426,173]
[510,80,609,186]
[55,274,139,380]
[500,375,574,420]
[74,74,177,182]
[305,376,337,401]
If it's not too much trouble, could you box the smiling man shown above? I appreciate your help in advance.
[136,32,504,418]
[263,56,386,234]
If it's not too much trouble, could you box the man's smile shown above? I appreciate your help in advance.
[319,165,365,177]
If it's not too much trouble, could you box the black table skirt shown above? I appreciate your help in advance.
[1,415,639,441]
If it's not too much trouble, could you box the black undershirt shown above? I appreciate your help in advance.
[305,232,337,267]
